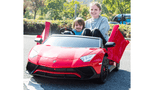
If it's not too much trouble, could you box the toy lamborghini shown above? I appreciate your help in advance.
[26,22,129,83]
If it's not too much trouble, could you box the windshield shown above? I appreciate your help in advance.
[44,36,101,48]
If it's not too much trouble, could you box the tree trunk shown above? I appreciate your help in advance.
[34,10,36,19]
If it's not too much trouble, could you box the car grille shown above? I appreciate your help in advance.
[26,62,97,79]
[34,71,80,79]
[38,65,76,72]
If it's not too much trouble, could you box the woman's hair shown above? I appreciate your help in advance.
[90,2,102,10]
[72,17,85,29]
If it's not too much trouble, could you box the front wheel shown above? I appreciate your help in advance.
[97,56,109,84]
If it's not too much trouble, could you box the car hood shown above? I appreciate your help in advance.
[32,45,101,68]
[35,45,98,59]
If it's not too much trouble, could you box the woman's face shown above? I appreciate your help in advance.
[90,4,101,19]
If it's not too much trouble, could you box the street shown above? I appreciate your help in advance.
[23,35,131,90]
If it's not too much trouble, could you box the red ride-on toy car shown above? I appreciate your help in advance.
[26,22,129,83]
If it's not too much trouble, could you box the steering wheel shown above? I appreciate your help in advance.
[60,28,75,35]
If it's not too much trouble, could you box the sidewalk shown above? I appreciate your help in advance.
[125,41,131,50]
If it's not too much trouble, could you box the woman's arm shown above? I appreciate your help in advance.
[99,17,110,42]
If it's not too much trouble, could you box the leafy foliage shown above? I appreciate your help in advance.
[62,0,80,19]
[44,0,66,20]
[24,0,130,21]
[24,0,131,38]
[102,0,131,21]
[78,4,90,20]
[24,18,130,38]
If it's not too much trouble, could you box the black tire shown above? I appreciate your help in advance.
[114,62,120,71]
[97,56,109,84]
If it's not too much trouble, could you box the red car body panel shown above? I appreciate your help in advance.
[28,45,106,74]
[37,21,50,45]
[107,25,130,63]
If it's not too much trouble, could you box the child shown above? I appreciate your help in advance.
[82,2,110,45]
[72,17,85,35]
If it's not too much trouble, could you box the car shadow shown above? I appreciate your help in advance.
[33,69,130,90]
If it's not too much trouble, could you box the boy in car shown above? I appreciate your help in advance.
[72,17,85,35]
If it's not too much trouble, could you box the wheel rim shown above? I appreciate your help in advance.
[101,62,108,80]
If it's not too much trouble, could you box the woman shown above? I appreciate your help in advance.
[82,2,110,45]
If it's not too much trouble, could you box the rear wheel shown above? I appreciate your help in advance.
[97,56,109,84]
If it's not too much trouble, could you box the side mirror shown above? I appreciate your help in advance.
[35,35,43,44]
[105,42,115,47]
[34,38,42,44]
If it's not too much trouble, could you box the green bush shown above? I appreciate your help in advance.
[23,18,131,38]
[36,16,44,20]
[109,24,131,38]
[23,18,73,34]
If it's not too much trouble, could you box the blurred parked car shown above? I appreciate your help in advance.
[112,14,131,25]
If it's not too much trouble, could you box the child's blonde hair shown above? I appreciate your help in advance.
[90,2,102,10]
[72,17,85,29]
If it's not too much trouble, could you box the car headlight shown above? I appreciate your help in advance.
[80,54,96,62]
[29,49,38,58]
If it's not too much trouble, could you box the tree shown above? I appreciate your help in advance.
[45,0,66,20]
[78,4,90,20]
[103,0,130,23]
[23,0,30,15]
[62,0,80,19]
[29,0,45,19]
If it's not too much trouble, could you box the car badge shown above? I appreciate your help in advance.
[53,60,56,63]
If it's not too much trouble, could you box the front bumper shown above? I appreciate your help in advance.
[26,62,100,80]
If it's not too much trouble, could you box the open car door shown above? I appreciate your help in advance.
[107,25,130,63]
[36,21,51,45]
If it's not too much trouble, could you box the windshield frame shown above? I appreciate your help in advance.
[43,34,103,48]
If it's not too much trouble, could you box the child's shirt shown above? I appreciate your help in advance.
[72,29,83,35]
[85,15,110,41]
